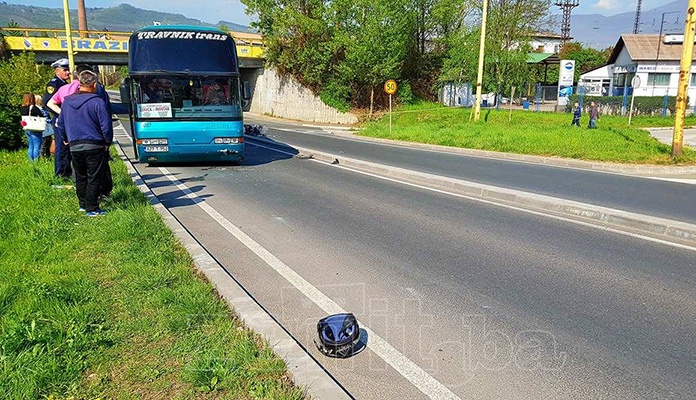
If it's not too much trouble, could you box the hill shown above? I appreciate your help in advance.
[570,0,687,49]
[0,3,253,33]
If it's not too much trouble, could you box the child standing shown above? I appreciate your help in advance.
[588,101,600,129]
[571,102,581,127]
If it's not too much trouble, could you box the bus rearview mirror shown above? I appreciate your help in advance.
[119,78,131,104]
[243,81,252,101]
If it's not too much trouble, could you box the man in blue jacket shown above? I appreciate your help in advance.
[56,69,113,216]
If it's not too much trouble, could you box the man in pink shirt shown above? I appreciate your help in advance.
[47,65,112,116]
[47,79,80,115]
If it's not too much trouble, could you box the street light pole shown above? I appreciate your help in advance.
[672,0,696,158]
[473,0,489,122]
[62,0,75,73]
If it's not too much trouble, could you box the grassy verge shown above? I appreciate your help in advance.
[0,152,304,399]
[359,102,696,164]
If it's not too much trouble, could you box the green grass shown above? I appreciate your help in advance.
[0,152,304,399]
[359,102,696,164]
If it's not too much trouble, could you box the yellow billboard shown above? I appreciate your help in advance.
[4,37,128,52]
[5,36,264,59]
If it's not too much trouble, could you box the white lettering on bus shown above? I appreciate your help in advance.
[137,31,227,41]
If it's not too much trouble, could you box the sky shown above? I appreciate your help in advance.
[574,0,671,15]
[4,0,253,26]
[2,0,676,27]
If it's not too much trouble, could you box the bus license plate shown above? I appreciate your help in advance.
[145,145,169,152]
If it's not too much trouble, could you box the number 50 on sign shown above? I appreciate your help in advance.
[384,79,397,95]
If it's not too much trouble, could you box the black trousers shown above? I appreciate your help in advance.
[54,130,72,178]
[39,135,53,158]
[71,149,106,212]
[101,148,113,197]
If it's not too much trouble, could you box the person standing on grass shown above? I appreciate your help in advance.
[34,94,53,157]
[44,58,71,177]
[571,101,581,127]
[588,101,600,129]
[48,65,114,198]
[56,70,113,216]
[20,92,44,161]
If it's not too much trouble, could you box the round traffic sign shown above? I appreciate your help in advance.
[384,79,397,95]
[632,76,641,89]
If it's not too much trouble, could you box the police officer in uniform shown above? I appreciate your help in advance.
[44,58,71,178]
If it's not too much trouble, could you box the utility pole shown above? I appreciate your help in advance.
[634,0,642,34]
[555,0,579,44]
[473,0,489,122]
[62,0,75,73]
[672,0,696,158]
[77,0,88,38]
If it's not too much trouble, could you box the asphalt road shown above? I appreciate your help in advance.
[245,116,696,224]
[116,125,696,399]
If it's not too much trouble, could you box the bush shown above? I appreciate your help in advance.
[565,94,688,116]
[0,104,23,149]
[397,81,415,105]
[319,79,351,112]
[0,52,54,150]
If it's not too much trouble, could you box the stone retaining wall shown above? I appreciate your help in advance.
[248,68,358,125]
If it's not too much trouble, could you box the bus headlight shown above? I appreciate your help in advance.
[138,138,168,145]
[214,137,243,144]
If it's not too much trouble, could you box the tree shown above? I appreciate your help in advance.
[242,0,334,91]
[0,52,54,150]
[3,20,22,36]
[242,0,410,111]
[401,0,474,99]
[440,0,552,95]
[559,42,611,81]
[331,0,410,113]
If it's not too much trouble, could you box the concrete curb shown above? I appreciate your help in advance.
[113,143,352,400]
[275,141,696,247]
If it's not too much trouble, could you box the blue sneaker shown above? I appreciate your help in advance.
[85,209,107,217]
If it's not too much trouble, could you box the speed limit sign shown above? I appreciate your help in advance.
[384,79,397,95]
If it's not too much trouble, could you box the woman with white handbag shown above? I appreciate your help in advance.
[35,94,54,159]
[20,92,46,161]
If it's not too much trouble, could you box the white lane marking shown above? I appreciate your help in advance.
[157,166,461,400]
[113,122,132,141]
[249,141,696,253]
[273,127,320,134]
[645,177,696,185]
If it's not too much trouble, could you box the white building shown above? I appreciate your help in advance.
[530,32,564,54]
[579,64,613,96]
[605,34,696,105]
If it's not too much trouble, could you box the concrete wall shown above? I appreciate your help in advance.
[247,67,358,125]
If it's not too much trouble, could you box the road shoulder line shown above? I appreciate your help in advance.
[113,142,352,400]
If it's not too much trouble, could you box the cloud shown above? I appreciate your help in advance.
[592,0,619,11]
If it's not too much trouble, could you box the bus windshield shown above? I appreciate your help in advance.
[133,75,242,121]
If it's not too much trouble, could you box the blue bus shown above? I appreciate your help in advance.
[120,26,246,163]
